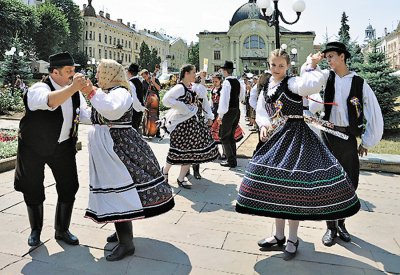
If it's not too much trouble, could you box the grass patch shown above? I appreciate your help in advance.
[0,128,18,159]
[358,131,400,155]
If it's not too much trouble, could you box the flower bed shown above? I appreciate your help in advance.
[0,128,18,159]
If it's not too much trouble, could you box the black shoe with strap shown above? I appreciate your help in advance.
[177,178,192,189]
[283,239,299,261]
[337,219,351,242]
[220,160,237,168]
[258,235,286,248]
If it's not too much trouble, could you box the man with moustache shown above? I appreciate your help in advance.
[14,52,92,247]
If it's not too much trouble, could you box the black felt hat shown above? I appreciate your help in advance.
[322,42,351,59]
[127,63,140,73]
[220,60,235,70]
[49,52,79,67]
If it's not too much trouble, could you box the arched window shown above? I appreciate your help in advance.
[244,35,265,49]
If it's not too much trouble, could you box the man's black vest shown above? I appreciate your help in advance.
[19,78,80,155]
[226,78,240,109]
[323,70,364,137]
[129,77,144,105]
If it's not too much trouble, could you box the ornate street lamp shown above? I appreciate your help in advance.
[257,0,306,49]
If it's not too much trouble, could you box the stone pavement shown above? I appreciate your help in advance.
[0,118,399,275]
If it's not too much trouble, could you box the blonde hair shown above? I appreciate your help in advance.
[269,49,290,65]
[97,59,130,91]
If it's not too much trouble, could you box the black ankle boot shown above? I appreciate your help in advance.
[337,219,351,242]
[322,220,337,247]
[27,204,43,247]
[193,164,201,180]
[106,221,135,261]
[107,232,118,242]
[54,202,79,245]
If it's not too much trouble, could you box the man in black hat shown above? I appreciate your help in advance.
[14,51,92,247]
[126,63,146,132]
[318,42,383,246]
[216,61,245,168]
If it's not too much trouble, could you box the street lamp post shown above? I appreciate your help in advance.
[256,0,306,49]
[5,47,24,95]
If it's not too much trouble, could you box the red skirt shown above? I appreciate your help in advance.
[210,120,244,144]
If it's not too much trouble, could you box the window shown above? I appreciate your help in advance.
[109,36,112,44]
[89,31,92,40]
[99,49,101,58]
[99,33,101,42]
[129,41,131,49]
[244,35,265,49]
[109,51,112,59]
[85,31,88,40]
[90,22,92,26]
[136,43,138,50]
[105,35,107,44]
[117,39,120,46]
[214,50,221,60]
[214,65,221,72]
[89,47,92,57]
[104,50,107,59]
[113,37,116,45]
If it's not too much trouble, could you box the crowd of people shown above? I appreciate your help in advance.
[13,41,383,262]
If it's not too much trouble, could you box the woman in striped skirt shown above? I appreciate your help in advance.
[236,50,360,261]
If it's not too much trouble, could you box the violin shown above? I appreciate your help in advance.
[143,68,160,137]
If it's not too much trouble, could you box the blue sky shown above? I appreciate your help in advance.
[74,0,399,45]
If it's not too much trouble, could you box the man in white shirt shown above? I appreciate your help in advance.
[14,52,91,247]
[217,61,245,168]
[319,42,384,247]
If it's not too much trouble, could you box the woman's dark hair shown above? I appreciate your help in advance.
[179,64,195,81]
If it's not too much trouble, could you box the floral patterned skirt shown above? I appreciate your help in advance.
[167,115,219,165]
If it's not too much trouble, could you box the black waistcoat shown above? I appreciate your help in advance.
[226,78,240,109]
[130,77,144,105]
[19,78,80,155]
[323,70,364,137]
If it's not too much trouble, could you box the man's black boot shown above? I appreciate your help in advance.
[322,220,337,247]
[27,204,43,246]
[337,219,351,242]
[54,202,79,245]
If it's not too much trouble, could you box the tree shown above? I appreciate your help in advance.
[0,35,32,91]
[188,42,199,70]
[33,3,70,60]
[138,41,152,70]
[0,0,39,58]
[49,0,84,54]
[338,12,350,45]
[149,48,161,72]
[358,40,400,131]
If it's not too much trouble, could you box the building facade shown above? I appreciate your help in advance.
[79,0,188,71]
[363,22,400,70]
[198,0,315,75]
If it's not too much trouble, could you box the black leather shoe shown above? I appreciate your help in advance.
[283,239,299,261]
[337,222,351,242]
[55,230,79,245]
[220,160,237,168]
[258,236,286,248]
[107,232,118,242]
[28,229,41,247]
[193,164,202,180]
[218,154,227,160]
[106,243,135,261]
[177,178,192,189]
[322,228,337,247]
